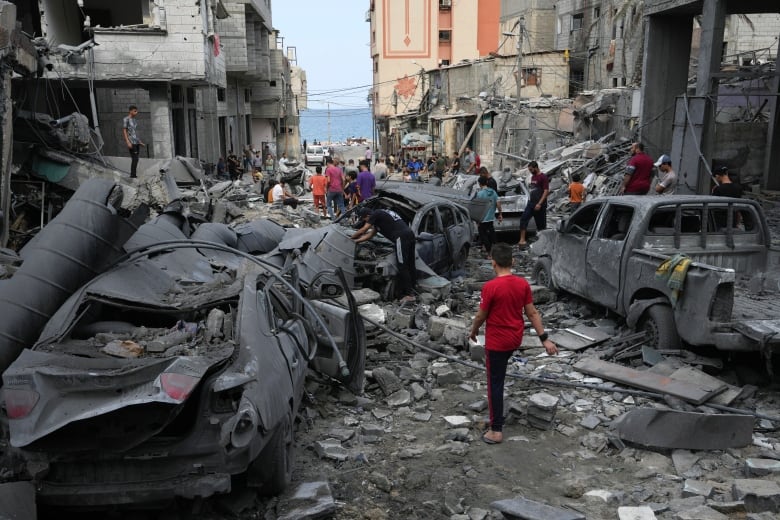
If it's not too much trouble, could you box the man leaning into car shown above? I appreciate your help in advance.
[352,207,417,303]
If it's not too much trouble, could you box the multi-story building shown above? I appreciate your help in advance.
[368,0,500,154]
[11,0,298,167]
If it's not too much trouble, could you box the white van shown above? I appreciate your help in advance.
[305,145,326,166]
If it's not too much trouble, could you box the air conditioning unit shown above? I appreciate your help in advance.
[440,0,451,9]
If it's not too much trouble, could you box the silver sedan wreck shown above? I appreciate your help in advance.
[2,215,365,507]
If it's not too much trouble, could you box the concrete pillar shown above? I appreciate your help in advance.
[639,14,692,160]
[764,37,780,190]
[695,0,727,97]
[0,2,16,248]
[149,85,174,158]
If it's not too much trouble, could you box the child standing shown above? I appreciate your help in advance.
[309,166,329,218]
[344,171,359,209]
[568,173,586,211]
[469,243,558,444]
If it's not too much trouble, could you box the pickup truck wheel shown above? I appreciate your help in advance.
[639,304,681,350]
[532,257,555,290]
[248,411,294,496]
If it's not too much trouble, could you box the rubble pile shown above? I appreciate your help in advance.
[271,251,780,520]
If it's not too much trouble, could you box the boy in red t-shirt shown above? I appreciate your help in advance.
[469,243,558,444]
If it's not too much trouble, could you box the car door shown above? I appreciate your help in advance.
[551,202,603,297]
[443,204,470,261]
[585,203,634,310]
[415,207,447,273]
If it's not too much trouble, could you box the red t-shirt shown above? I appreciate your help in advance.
[479,275,533,352]
[625,152,654,194]
[325,165,344,192]
[310,174,328,196]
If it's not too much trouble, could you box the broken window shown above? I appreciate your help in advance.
[523,68,541,86]
[571,13,584,32]
[420,210,439,234]
[601,206,634,241]
[439,207,455,229]
[566,203,601,235]
[439,30,452,42]
[81,0,157,29]
[709,205,756,233]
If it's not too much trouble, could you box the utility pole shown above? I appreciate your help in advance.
[516,15,525,109]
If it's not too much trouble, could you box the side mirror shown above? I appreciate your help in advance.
[417,232,434,242]
[557,220,566,232]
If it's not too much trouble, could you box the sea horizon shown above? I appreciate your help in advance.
[299,107,373,145]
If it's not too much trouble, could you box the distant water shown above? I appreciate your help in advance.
[300,108,373,144]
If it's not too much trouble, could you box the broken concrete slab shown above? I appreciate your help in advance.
[674,505,728,520]
[574,358,727,405]
[0,481,36,520]
[669,366,742,406]
[277,481,337,520]
[618,506,657,519]
[732,479,780,513]
[549,326,611,351]
[613,408,753,450]
[745,458,780,477]
[490,497,585,520]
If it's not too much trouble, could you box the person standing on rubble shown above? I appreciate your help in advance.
[517,161,549,248]
[122,105,144,179]
[324,158,346,218]
[653,154,677,195]
[478,166,498,192]
[618,142,654,195]
[356,160,376,201]
[476,176,502,257]
[469,243,558,445]
[309,166,328,218]
[352,207,417,304]
[463,147,476,174]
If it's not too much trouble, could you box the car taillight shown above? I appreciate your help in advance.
[4,388,40,419]
[160,373,199,402]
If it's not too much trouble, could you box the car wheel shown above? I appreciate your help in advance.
[249,411,294,496]
[639,304,681,350]
[532,257,555,290]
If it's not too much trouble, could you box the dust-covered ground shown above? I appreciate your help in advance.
[11,147,780,519]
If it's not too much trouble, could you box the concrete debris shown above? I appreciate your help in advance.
[613,408,754,450]
[732,479,780,513]
[618,506,657,520]
[491,497,585,520]
[276,481,337,520]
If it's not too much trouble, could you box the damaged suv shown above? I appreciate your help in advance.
[2,226,365,507]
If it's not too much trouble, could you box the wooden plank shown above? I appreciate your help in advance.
[574,358,727,405]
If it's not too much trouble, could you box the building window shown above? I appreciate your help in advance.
[440,59,450,66]
[374,59,379,73]
[187,87,195,104]
[523,68,541,86]
[245,89,251,102]
[572,13,584,32]
[270,80,277,87]
[439,0,451,9]
[439,30,451,42]
[217,88,226,102]
[594,7,600,18]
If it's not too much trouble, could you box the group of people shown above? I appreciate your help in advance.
[308,158,378,219]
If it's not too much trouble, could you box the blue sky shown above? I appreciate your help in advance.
[273,1,373,110]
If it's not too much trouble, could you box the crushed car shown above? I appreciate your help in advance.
[264,186,476,299]
[1,202,366,507]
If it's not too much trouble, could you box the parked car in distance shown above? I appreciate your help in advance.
[2,227,365,508]
[530,195,780,357]
[305,145,326,166]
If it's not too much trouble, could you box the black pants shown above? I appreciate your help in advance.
[478,221,496,255]
[129,144,140,178]
[396,230,417,297]
[486,349,513,432]
[519,199,547,231]
[282,197,298,209]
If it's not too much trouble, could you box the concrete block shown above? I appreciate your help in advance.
[277,481,337,520]
[673,505,728,520]
[618,506,657,519]
[682,479,713,498]
[435,366,462,386]
[745,458,780,477]
[0,481,36,520]
[387,308,415,330]
[313,439,348,461]
[732,479,780,513]
[428,316,468,340]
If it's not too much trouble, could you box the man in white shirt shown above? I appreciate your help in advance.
[271,180,298,209]
[654,154,677,195]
